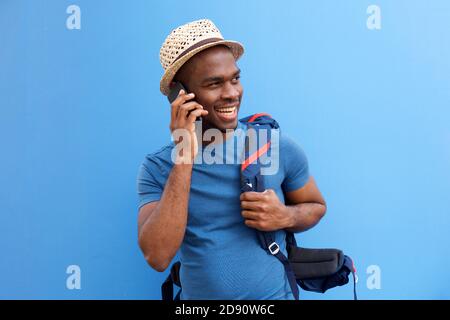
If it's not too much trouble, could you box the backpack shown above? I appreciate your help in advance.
[161,113,358,300]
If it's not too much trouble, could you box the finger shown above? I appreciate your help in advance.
[241,210,259,220]
[240,200,260,211]
[187,109,208,122]
[244,219,260,230]
[170,89,187,120]
[171,91,196,120]
[240,191,265,202]
[173,90,195,107]
[178,102,203,119]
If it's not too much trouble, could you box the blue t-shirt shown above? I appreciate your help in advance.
[136,121,309,300]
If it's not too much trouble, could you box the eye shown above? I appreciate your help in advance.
[232,75,241,83]
[208,82,220,87]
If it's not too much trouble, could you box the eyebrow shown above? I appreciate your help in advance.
[201,69,241,84]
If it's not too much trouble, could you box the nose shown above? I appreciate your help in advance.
[220,81,240,101]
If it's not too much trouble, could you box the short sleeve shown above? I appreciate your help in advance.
[281,133,310,192]
[136,158,164,210]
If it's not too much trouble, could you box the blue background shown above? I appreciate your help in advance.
[1,0,449,299]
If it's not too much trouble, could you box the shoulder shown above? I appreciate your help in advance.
[145,142,175,161]
[277,127,309,168]
[140,142,175,176]
[279,130,302,149]
[277,129,310,191]
[276,130,308,166]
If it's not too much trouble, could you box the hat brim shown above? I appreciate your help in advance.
[160,40,244,96]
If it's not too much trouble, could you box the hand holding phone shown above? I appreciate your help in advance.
[167,82,187,104]
[167,83,208,163]
[168,82,202,122]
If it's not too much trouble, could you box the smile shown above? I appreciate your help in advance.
[215,106,236,114]
[214,105,238,121]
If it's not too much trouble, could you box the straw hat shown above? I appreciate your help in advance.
[159,19,244,96]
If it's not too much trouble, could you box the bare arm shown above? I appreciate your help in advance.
[138,163,193,272]
[283,176,327,233]
[137,89,208,272]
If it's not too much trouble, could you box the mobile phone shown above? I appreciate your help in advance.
[168,82,201,121]
[167,82,186,104]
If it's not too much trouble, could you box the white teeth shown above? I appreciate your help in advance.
[216,107,236,114]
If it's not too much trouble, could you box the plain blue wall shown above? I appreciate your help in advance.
[1,0,449,299]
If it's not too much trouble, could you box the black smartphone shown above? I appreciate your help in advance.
[167,82,186,104]
[168,82,201,121]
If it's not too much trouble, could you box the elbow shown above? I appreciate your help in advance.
[318,201,327,220]
[144,254,170,272]
[138,237,170,272]
[321,202,327,217]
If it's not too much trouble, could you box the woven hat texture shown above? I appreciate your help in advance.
[159,19,244,95]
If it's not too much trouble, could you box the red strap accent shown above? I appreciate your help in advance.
[241,141,271,171]
[248,113,272,123]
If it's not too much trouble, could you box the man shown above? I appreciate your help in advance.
[137,19,327,300]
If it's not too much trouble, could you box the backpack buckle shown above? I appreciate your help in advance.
[268,242,280,255]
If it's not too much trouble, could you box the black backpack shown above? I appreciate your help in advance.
[161,113,357,300]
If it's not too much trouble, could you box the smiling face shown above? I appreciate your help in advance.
[173,45,243,132]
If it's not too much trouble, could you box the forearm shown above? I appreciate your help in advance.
[138,163,193,271]
[283,202,327,233]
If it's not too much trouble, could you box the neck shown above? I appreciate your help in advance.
[200,122,237,147]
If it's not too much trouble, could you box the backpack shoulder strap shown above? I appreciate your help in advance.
[239,113,299,300]
[161,261,182,301]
